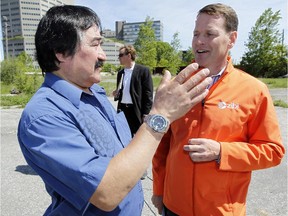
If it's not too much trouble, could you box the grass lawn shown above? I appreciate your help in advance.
[1,76,287,108]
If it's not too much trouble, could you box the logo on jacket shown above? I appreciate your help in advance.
[218,101,239,110]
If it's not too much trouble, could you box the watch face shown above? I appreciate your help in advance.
[151,115,168,132]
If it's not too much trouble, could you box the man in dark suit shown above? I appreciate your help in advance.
[113,45,153,137]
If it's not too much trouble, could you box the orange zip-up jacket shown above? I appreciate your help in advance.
[152,58,285,216]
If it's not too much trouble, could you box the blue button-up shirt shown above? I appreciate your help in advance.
[17,73,144,216]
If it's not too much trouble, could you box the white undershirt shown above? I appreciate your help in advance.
[121,62,135,104]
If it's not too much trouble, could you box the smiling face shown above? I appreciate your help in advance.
[55,25,106,92]
[192,13,237,75]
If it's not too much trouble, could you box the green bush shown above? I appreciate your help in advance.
[1,75,287,108]
[1,59,19,84]
[274,100,288,108]
[0,94,32,108]
[15,72,43,94]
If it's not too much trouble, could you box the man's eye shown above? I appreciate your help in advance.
[92,38,104,47]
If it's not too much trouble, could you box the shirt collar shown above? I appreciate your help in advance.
[44,73,82,107]
[44,73,105,108]
[124,62,135,72]
[211,63,227,78]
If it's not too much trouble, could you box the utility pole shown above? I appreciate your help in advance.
[281,29,284,46]
[3,16,9,59]
[281,29,284,58]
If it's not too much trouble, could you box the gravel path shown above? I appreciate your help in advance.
[1,90,287,216]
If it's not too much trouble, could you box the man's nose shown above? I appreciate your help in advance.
[98,46,107,61]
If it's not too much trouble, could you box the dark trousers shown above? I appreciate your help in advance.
[164,205,179,216]
[118,103,141,137]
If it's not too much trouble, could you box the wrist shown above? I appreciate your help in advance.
[144,114,170,134]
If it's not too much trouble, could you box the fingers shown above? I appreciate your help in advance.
[155,205,162,215]
[183,144,205,162]
[158,69,172,89]
[183,138,221,162]
[174,63,199,84]
[183,143,202,152]
[187,72,212,106]
[150,64,211,123]
[173,64,212,104]
[151,195,163,214]
[189,82,209,104]
[182,68,211,91]
[158,207,162,215]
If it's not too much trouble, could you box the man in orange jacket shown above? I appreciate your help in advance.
[151,3,285,216]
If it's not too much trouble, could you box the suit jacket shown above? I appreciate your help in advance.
[116,64,153,124]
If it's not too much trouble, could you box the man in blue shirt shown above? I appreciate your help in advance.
[17,5,212,216]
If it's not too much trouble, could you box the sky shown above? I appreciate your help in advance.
[0,0,287,62]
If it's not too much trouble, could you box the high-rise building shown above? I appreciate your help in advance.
[102,29,116,38]
[102,39,124,66]
[1,2,164,68]
[116,20,163,44]
[1,0,74,62]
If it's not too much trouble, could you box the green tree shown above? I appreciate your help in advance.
[154,33,184,75]
[170,32,181,52]
[155,41,174,71]
[134,17,157,71]
[156,41,171,66]
[182,47,195,65]
[14,52,41,93]
[16,52,35,72]
[240,8,288,77]
[168,32,183,74]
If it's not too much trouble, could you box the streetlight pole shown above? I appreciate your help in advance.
[3,16,9,59]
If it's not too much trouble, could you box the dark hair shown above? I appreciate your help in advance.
[35,5,102,72]
[119,45,136,61]
[198,3,238,32]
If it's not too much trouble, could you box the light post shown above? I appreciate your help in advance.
[2,16,9,59]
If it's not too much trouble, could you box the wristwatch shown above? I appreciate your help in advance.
[144,114,170,133]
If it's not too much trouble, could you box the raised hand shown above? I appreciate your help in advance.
[151,63,212,123]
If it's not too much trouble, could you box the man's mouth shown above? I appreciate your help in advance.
[197,49,209,54]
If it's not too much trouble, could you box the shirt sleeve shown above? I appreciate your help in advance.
[219,85,285,171]
[141,67,153,115]
[18,113,111,210]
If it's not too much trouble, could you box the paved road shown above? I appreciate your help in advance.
[1,92,287,216]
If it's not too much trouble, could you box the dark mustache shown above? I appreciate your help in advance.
[95,60,104,69]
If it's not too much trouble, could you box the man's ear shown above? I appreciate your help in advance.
[228,31,237,49]
[55,52,66,63]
